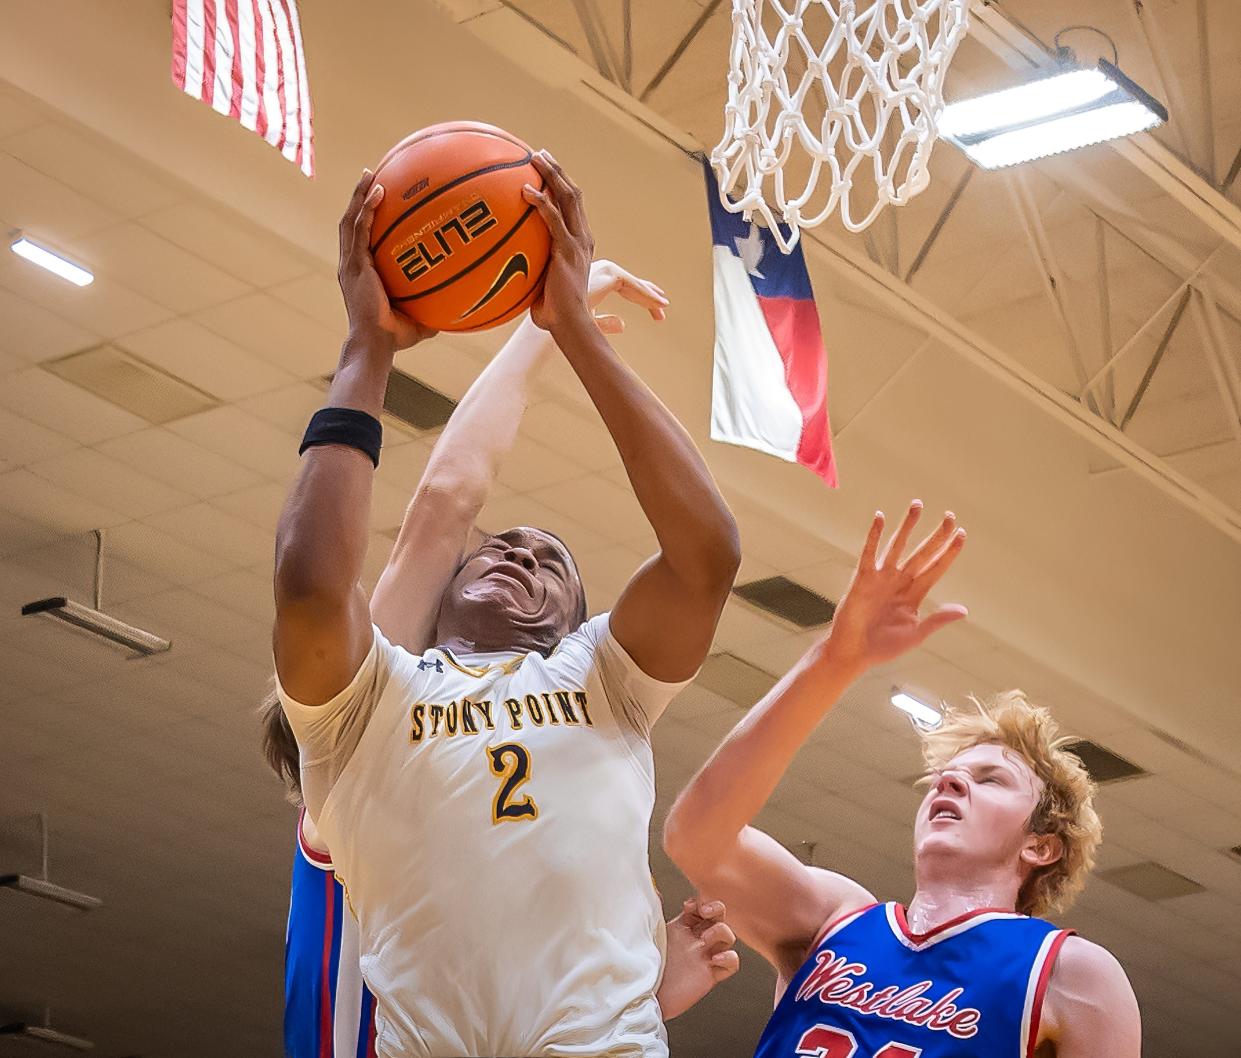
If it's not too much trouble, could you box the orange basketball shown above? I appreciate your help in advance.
[368,121,551,333]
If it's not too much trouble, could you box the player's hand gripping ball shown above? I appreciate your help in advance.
[368,122,552,333]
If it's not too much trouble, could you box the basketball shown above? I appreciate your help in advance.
[368,121,551,333]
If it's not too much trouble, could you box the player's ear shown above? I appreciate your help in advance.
[1020,832,1063,869]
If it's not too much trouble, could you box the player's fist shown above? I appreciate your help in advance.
[656,898,740,1021]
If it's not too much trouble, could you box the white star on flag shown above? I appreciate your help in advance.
[734,222,766,279]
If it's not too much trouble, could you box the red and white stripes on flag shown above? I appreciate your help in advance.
[171,0,315,177]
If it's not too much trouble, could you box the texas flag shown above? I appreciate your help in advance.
[704,164,837,487]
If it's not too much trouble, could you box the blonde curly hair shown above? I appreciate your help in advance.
[919,690,1102,917]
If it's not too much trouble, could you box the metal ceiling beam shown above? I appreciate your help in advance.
[969,1,1241,258]
[797,222,1241,545]
[1119,286,1191,431]
[1094,218,1116,421]
[1124,0,1199,169]
[1190,291,1241,449]
[569,0,624,86]
[1080,247,1220,400]
[457,2,1241,545]
[639,0,724,103]
[1007,172,1099,414]
[904,167,973,285]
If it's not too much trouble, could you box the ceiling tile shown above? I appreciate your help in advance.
[0,367,146,442]
[0,285,97,363]
[0,254,174,337]
[98,425,263,498]
[28,447,194,519]
[531,472,647,540]
[104,520,236,585]
[521,400,620,472]
[3,122,182,217]
[190,569,275,626]
[117,318,294,400]
[0,151,121,239]
[476,492,607,556]
[144,503,274,568]
[0,467,129,532]
[165,405,299,479]
[193,292,342,378]
[0,90,45,139]
[267,273,348,332]
[213,482,289,534]
[140,201,311,287]
[237,381,328,433]
[0,404,79,466]
[0,506,64,557]
[71,223,250,314]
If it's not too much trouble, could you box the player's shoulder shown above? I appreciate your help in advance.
[1049,933,1130,988]
[1040,934,1140,1051]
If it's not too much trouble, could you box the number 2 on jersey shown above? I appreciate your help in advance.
[796,1025,920,1058]
[487,742,539,823]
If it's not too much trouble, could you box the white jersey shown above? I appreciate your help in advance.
[278,614,687,1058]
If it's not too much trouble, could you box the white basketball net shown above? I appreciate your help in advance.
[712,0,971,250]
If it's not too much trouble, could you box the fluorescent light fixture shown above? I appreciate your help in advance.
[941,60,1168,169]
[10,236,93,287]
[0,1023,95,1050]
[0,874,102,912]
[21,597,172,657]
[891,689,943,730]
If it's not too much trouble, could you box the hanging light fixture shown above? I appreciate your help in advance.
[941,27,1168,170]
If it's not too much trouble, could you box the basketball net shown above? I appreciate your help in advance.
[711,0,971,251]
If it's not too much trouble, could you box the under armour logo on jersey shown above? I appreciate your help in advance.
[418,658,444,673]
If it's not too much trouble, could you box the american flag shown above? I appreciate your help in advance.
[171,0,315,177]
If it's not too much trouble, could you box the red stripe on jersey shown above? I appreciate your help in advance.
[892,902,1013,943]
[297,809,334,868]
[810,902,879,952]
[1026,930,1073,1058]
[367,1008,378,1058]
[319,869,335,1058]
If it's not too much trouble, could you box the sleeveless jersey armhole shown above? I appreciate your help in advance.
[1022,928,1074,1058]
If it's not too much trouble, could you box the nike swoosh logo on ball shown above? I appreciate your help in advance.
[459,253,529,319]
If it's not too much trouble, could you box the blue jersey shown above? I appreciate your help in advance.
[285,816,377,1058]
[756,902,1071,1058]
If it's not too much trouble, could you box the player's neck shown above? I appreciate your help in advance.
[437,631,554,659]
[907,868,1021,934]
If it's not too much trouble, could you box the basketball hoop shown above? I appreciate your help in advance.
[711,0,971,251]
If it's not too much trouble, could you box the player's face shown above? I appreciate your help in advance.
[913,742,1047,873]
[438,526,584,653]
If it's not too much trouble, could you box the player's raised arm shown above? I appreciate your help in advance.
[663,503,967,972]
[371,262,669,653]
[273,170,434,706]
[523,151,741,686]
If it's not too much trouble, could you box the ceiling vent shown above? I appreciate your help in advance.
[43,344,218,423]
[695,652,777,707]
[318,367,457,435]
[1098,862,1204,900]
[1064,739,1146,784]
[1226,845,1241,864]
[733,575,837,628]
[384,368,456,431]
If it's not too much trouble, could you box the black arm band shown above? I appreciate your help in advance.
[299,407,383,468]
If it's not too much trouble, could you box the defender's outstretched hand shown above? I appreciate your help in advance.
[827,501,968,671]
[657,898,740,1021]
[587,259,668,335]
[338,169,436,352]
